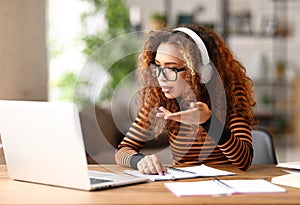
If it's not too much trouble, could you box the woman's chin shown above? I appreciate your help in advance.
[164,92,176,99]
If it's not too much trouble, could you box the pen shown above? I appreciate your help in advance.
[164,171,176,180]
[213,178,235,192]
[166,166,197,175]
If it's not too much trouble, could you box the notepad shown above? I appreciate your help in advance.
[164,179,286,197]
[124,164,235,181]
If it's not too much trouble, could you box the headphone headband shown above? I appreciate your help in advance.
[173,27,210,65]
[172,27,212,83]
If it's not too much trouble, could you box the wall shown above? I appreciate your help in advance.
[0,0,48,101]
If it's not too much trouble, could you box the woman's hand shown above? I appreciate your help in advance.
[137,154,166,175]
[156,102,211,124]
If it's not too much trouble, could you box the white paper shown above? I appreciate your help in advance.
[277,161,300,170]
[224,179,286,193]
[164,181,232,196]
[178,164,235,177]
[272,173,300,189]
[164,179,286,197]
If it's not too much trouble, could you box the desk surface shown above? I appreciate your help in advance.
[0,164,299,205]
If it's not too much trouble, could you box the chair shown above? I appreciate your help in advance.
[251,127,278,164]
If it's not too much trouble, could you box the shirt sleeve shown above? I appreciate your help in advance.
[115,101,159,169]
[201,87,253,171]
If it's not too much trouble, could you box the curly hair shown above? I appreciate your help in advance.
[135,25,256,134]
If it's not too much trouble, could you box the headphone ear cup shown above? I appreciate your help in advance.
[199,64,213,83]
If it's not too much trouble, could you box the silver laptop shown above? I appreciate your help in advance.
[0,100,148,191]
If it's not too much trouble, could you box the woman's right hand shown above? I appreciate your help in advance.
[137,154,166,176]
[156,102,211,124]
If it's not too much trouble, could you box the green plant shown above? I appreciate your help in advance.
[53,71,90,107]
[80,0,138,102]
[150,12,166,30]
[151,13,166,22]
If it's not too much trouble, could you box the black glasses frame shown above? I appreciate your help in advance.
[150,63,186,81]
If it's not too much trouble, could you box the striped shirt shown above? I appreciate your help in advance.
[115,98,253,171]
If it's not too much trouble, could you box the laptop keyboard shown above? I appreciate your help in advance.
[90,178,113,185]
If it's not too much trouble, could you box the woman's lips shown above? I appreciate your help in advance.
[161,86,172,93]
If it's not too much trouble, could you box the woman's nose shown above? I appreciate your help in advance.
[157,72,168,82]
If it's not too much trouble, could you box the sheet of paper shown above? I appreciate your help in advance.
[164,179,286,197]
[224,179,286,194]
[277,161,300,170]
[165,180,231,196]
[165,181,222,197]
[272,173,300,189]
[178,164,235,177]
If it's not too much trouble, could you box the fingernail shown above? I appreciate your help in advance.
[156,113,164,118]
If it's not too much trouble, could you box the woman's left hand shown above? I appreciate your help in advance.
[156,102,211,124]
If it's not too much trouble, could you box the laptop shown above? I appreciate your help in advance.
[0,100,148,191]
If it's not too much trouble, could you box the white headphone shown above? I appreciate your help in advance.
[173,27,213,83]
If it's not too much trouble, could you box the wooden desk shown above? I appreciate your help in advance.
[0,164,300,204]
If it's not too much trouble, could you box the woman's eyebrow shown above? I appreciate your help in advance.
[154,60,182,67]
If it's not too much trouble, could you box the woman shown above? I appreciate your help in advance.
[115,25,256,175]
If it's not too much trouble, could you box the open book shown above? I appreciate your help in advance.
[124,164,235,181]
[164,179,286,197]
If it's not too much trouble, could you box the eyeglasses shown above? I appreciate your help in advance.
[150,63,186,81]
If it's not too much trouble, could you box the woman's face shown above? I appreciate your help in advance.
[155,43,188,99]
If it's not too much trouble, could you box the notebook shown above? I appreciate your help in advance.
[124,164,235,181]
[0,100,148,191]
[164,179,286,197]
